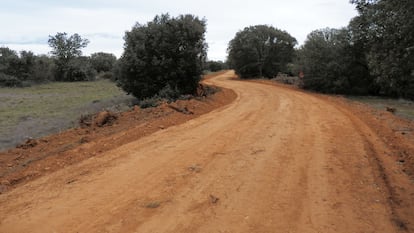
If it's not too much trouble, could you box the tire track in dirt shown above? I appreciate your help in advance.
[0,71,412,232]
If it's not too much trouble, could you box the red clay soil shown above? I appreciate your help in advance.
[0,71,413,232]
[250,78,414,232]
[0,71,236,194]
[251,79,414,180]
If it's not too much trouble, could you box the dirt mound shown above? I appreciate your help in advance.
[386,106,397,113]
[79,111,118,128]
[78,114,93,128]
[93,111,118,127]
[168,103,194,115]
[196,83,218,97]
[16,139,38,149]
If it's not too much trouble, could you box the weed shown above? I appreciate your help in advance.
[138,97,161,108]
[145,201,161,209]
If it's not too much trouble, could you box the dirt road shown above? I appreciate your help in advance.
[0,71,413,232]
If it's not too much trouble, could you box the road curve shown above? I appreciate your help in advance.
[0,71,405,232]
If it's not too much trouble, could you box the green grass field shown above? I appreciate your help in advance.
[348,96,414,120]
[0,80,135,150]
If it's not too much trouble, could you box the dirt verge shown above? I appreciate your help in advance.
[0,72,237,194]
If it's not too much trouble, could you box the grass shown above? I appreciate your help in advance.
[0,80,135,150]
[348,96,414,120]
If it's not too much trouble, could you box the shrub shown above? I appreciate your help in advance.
[138,97,161,108]
[0,73,23,87]
[157,84,180,101]
[204,60,227,72]
[117,14,207,99]
[60,57,97,81]
[96,71,114,80]
[31,55,55,82]
[90,52,117,73]
[299,28,375,95]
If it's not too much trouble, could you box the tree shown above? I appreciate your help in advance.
[300,28,345,92]
[299,27,375,94]
[48,32,90,81]
[350,0,414,99]
[0,47,21,87]
[18,51,36,80]
[63,57,97,81]
[0,47,57,86]
[227,25,297,78]
[90,52,117,73]
[31,55,55,82]
[117,14,207,99]
[204,60,227,72]
[0,47,20,77]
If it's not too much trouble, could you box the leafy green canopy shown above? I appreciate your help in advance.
[297,0,414,99]
[0,47,55,86]
[48,33,89,61]
[90,52,117,73]
[299,28,374,95]
[350,0,414,99]
[204,60,228,72]
[227,25,297,79]
[117,14,207,99]
[48,32,94,81]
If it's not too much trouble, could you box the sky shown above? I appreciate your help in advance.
[0,0,357,61]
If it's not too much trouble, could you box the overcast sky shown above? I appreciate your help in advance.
[0,0,357,61]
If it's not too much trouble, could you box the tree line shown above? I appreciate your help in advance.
[226,0,413,100]
[1,15,217,101]
[0,33,117,87]
[297,0,414,99]
[2,0,412,101]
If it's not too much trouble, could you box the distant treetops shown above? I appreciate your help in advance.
[227,25,297,79]
[0,33,117,87]
[3,1,413,100]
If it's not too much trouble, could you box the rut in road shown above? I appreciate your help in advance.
[0,71,409,232]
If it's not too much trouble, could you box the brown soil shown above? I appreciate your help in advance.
[0,71,413,233]
[0,71,235,194]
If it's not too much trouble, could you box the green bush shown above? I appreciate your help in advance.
[59,57,97,81]
[96,71,114,80]
[0,73,23,87]
[204,60,227,72]
[31,55,55,82]
[298,28,375,95]
[117,14,207,99]
[138,97,161,108]
[0,47,20,78]
[90,52,117,73]
[157,84,180,101]
[350,0,414,99]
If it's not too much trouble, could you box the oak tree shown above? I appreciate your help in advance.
[227,25,297,79]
